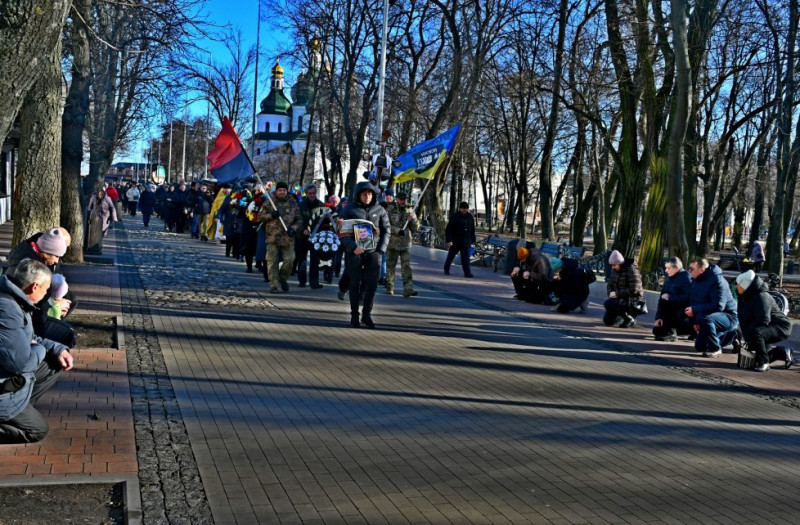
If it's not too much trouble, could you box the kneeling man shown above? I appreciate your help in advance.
[0,259,73,443]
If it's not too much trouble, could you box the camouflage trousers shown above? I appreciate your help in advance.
[386,248,413,295]
[266,243,295,290]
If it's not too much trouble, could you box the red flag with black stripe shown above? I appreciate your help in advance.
[207,117,255,183]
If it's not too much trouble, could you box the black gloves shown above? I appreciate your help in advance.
[397,229,406,237]
[271,210,281,219]
[287,227,295,237]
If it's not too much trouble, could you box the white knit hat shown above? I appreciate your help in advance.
[736,270,756,291]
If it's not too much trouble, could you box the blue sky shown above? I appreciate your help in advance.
[120,0,288,163]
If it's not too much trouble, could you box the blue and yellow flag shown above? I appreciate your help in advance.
[392,125,461,184]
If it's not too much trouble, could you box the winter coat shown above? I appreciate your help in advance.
[0,276,68,420]
[606,259,644,301]
[656,269,692,319]
[87,194,117,232]
[552,258,590,309]
[192,191,213,215]
[217,194,236,236]
[339,181,391,254]
[737,275,790,341]
[387,201,419,251]
[516,248,552,285]
[445,210,476,247]
[139,190,156,215]
[298,198,326,238]
[126,187,140,202]
[258,194,300,246]
[689,264,737,321]
[751,242,765,263]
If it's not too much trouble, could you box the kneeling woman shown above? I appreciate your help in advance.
[551,257,590,313]
[603,250,644,328]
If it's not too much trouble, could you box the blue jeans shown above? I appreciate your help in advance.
[696,312,739,352]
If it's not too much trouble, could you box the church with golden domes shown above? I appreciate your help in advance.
[251,36,324,182]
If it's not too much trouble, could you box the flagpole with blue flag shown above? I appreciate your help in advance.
[393,125,461,229]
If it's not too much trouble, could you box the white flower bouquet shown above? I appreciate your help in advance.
[310,230,341,260]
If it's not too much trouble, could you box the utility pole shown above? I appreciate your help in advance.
[251,0,261,159]
[181,117,187,181]
[168,122,173,184]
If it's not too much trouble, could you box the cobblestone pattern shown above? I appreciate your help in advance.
[116,224,214,524]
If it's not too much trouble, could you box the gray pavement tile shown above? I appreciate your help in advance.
[109,216,800,524]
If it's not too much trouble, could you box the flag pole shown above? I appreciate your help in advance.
[238,133,289,232]
[400,157,449,230]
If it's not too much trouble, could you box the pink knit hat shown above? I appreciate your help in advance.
[608,250,625,265]
[36,228,68,257]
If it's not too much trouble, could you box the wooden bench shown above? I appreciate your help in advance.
[472,235,516,272]
[540,241,561,258]
[560,245,586,259]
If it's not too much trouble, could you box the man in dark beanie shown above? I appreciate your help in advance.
[258,181,300,293]
[443,202,476,277]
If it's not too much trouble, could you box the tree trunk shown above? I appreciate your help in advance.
[766,0,798,277]
[638,156,667,273]
[61,0,92,263]
[537,0,568,241]
[0,1,71,145]
[13,37,63,244]
[665,0,691,263]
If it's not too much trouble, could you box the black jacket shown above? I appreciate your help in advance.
[552,258,590,308]
[139,191,156,214]
[738,276,791,341]
[340,181,391,254]
[445,211,476,247]
[656,269,691,319]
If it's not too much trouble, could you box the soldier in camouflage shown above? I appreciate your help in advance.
[386,192,419,297]
[258,181,300,293]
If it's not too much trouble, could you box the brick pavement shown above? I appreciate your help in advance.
[0,224,137,481]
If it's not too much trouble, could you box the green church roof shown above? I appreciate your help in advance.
[259,88,293,116]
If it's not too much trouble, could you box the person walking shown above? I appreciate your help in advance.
[259,182,300,293]
[339,181,391,328]
[385,191,419,297]
[139,184,156,228]
[443,201,476,278]
[125,184,140,216]
[296,184,326,288]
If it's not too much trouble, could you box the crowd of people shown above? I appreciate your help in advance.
[1,176,793,445]
[506,241,796,373]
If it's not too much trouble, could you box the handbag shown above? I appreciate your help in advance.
[628,300,648,316]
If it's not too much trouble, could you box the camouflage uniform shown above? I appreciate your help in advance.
[386,201,419,296]
[258,195,300,292]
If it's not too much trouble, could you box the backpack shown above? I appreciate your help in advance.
[582,265,597,284]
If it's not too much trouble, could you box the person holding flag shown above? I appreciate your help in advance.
[258,182,299,293]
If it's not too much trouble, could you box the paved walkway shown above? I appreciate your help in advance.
[1,215,800,524]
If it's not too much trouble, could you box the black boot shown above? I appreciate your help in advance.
[350,312,360,328]
[361,313,375,329]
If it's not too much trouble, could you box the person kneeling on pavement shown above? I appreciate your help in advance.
[652,257,692,341]
[0,259,74,444]
[510,246,552,303]
[550,257,591,314]
[685,258,739,357]
[734,270,794,372]
[603,250,645,328]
